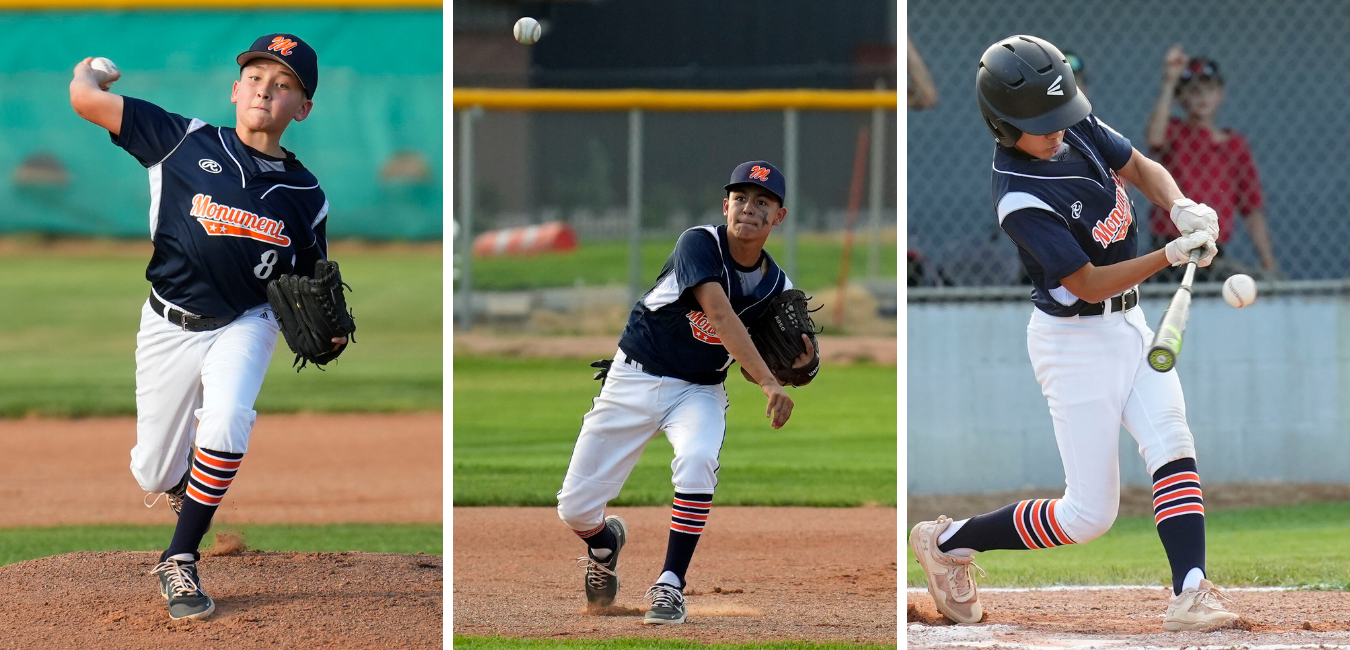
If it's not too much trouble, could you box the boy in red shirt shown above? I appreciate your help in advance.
[1145,46,1278,280]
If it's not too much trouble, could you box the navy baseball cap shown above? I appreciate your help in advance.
[237,34,318,99]
[724,160,786,205]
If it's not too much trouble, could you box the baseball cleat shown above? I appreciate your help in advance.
[642,583,687,624]
[577,515,627,607]
[1163,579,1240,631]
[150,557,215,620]
[143,466,191,516]
[910,516,985,624]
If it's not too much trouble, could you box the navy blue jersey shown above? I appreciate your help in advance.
[993,114,1138,316]
[619,225,793,385]
[113,97,329,319]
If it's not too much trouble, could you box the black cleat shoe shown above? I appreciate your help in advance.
[577,515,627,607]
[150,557,215,620]
[642,582,687,624]
[144,465,191,516]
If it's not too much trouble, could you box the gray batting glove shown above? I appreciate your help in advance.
[1165,231,1218,267]
[1170,198,1220,239]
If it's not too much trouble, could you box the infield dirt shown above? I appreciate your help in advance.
[453,506,897,645]
[908,587,1350,647]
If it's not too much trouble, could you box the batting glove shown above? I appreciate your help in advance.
[1170,198,1220,239]
[1165,230,1218,267]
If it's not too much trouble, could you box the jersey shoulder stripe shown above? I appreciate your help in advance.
[152,118,209,167]
[997,191,1060,224]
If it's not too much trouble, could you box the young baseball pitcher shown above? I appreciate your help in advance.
[557,161,818,625]
[69,34,345,620]
[909,35,1240,632]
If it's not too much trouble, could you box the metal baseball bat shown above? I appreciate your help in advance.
[1147,248,1204,372]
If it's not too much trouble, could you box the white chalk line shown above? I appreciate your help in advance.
[907,585,1318,593]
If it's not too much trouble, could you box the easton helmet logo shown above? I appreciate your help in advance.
[268,37,298,56]
[1047,75,1064,96]
[685,310,723,345]
[198,159,222,174]
[748,166,771,182]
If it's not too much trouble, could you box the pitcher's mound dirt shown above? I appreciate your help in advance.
[0,550,442,650]
[453,506,897,645]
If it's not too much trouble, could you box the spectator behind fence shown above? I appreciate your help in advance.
[907,34,939,110]
[1145,46,1279,281]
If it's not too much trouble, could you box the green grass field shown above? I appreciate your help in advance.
[0,243,441,416]
[0,522,442,567]
[452,356,896,507]
[468,235,897,292]
[453,638,894,650]
[905,502,1350,589]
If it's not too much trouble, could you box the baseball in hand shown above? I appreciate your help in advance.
[90,57,119,90]
[514,17,541,45]
[1222,273,1257,308]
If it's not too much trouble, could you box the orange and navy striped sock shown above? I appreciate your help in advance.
[163,448,243,562]
[938,498,1076,552]
[575,519,617,555]
[1152,458,1205,595]
[660,492,712,588]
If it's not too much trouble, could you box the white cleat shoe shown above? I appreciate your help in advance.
[1163,579,1241,631]
[909,516,984,624]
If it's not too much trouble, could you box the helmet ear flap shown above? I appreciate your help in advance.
[984,116,1022,149]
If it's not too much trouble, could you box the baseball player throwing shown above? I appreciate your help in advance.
[557,161,815,625]
[70,34,342,620]
[909,35,1240,631]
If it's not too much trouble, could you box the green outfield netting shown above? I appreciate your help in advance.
[0,11,442,239]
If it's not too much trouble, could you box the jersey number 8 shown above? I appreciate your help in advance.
[254,250,278,280]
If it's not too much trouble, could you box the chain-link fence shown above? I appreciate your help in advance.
[452,99,898,333]
[908,0,1350,287]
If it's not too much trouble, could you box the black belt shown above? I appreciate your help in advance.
[148,294,235,332]
[1077,288,1138,316]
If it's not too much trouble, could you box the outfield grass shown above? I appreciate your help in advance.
[453,638,895,650]
[0,522,442,567]
[452,356,896,507]
[468,235,897,292]
[905,502,1350,589]
[0,245,441,416]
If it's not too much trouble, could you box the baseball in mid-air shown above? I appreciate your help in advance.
[1222,273,1257,308]
[514,17,541,45]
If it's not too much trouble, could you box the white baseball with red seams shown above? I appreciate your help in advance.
[1222,274,1257,308]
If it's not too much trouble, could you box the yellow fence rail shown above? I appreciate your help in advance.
[452,88,899,112]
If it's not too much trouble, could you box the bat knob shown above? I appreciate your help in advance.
[1148,348,1176,373]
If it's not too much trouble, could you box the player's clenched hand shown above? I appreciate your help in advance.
[762,382,794,429]
[1170,199,1219,239]
[1165,231,1218,267]
[74,57,120,91]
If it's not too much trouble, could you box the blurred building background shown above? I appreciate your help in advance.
[453,0,899,332]
[0,9,441,240]
[908,0,1350,495]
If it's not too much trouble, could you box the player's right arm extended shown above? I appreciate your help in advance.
[70,58,123,135]
[1059,252,1171,305]
[692,282,794,429]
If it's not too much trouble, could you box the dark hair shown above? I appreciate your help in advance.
[1176,57,1223,93]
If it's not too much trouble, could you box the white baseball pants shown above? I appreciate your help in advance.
[1026,303,1196,544]
[557,349,728,531]
[129,298,279,494]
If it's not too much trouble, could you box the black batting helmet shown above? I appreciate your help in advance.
[977,35,1091,148]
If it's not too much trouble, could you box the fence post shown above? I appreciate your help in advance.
[457,107,477,331]
[628,108,644,305]
[783,107,799,280]
[868,81,885,279]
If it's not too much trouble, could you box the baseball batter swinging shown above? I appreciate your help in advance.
[69,34,343,620]
[557,161,815,625]
[909,35,1240,631]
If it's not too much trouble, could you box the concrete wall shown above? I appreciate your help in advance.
[907,294,1350,494]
